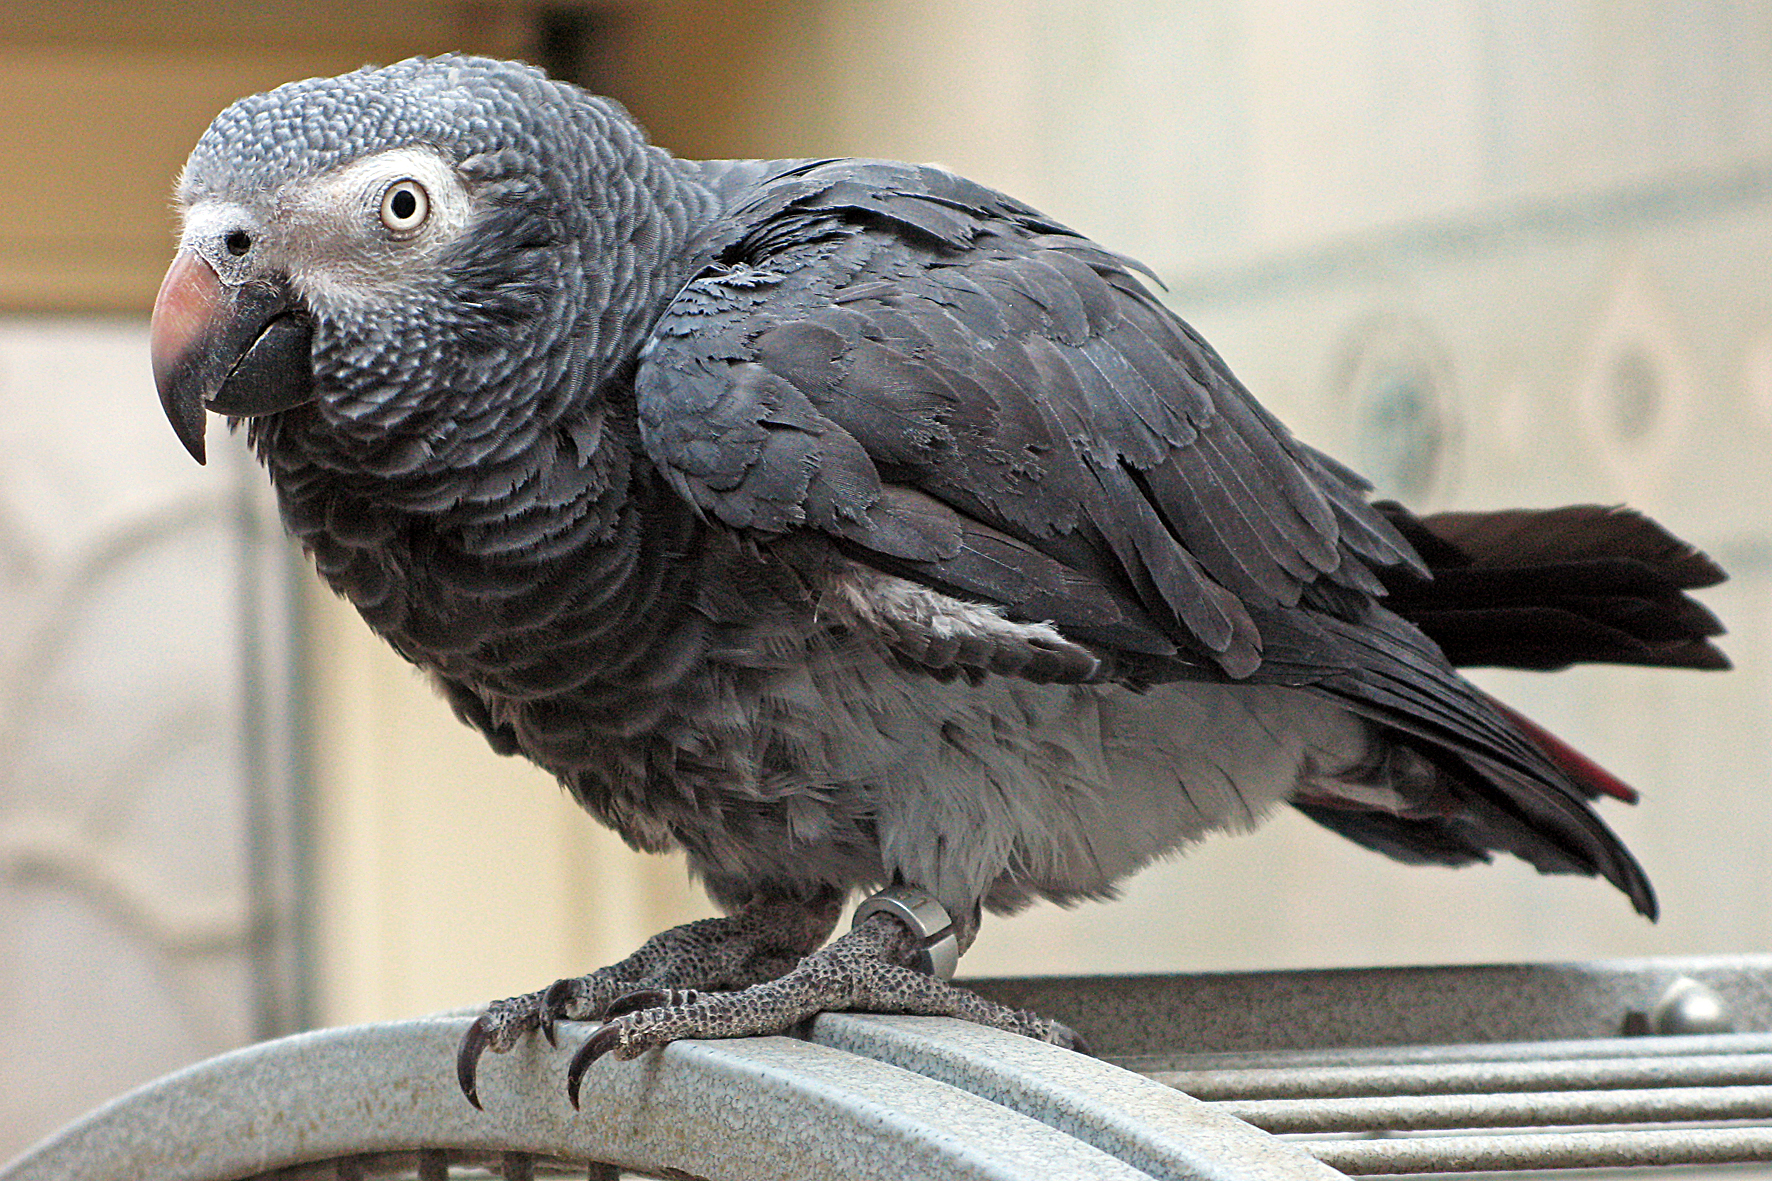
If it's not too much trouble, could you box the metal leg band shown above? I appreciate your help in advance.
[852,885,960,980]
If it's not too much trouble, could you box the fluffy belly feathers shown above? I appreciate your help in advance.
[675,636,1374,917]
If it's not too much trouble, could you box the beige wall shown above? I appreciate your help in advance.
[319,0,1772,1019]
[0,4,551,1146]
[13,0,1765,1039]
[0,0,726,1032]
[0,3,536,311]
[594,0,1772,980]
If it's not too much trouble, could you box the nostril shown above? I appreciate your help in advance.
[225,230,252,257]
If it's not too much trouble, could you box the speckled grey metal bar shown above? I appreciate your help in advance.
[1137,1030,1772,1072]
[1306,1126,1772,1174]
[1222,1083,1772,1132]
[20,958,1772,1179]
[811,1013,1343,1181]
[967,956,1772,1058]
[1152,1050,1772,1100]
[0,1018,1157,1181]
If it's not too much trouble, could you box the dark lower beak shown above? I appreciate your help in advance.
[149,250,316,464]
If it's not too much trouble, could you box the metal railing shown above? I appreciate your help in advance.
[0,1011,1332,1180]
[978,954,1772,1177]
[9,955,1772,1180]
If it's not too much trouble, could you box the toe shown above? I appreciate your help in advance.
[455,1016,493,1110]
[455,988,555,1109]
[1039,1017,1093,1056]
[566,1022,625,1108]
[604,987,699,1020]
[540,977,577,1047]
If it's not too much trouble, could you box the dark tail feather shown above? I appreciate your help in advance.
[1374,502,1729,672]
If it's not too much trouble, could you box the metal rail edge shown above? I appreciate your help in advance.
[1,1015,1336,1181]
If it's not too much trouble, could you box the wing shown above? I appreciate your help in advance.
[635,159,1659,913]
[638,159,1421,677]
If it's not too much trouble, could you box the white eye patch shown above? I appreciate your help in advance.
[268,146,479,309]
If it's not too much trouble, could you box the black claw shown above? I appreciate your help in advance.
[541,978,576,1048]
[456,1016,492,1110]
[566,1023,623,1109]
[603,987,682,1020]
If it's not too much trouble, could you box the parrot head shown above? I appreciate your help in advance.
[151,56,642,469]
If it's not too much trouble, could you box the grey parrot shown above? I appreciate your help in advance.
[150,57,1726,1106]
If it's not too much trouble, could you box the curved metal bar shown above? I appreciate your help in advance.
[810,1013,1342,1181]
[0,1017,1158,1181]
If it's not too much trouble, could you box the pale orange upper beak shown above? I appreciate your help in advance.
[149,249,315,464]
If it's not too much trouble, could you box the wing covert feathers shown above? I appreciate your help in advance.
[639,159,1422,677]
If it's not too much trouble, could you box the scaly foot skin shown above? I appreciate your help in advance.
[456,890,842,1108]
[564,908,1087,1106]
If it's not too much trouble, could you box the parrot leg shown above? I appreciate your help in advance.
[562,895,1086,1106]
[456,888,844,1108]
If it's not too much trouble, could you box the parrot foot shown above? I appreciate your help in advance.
[455,888,842,1108]
[563,896,1087,1106]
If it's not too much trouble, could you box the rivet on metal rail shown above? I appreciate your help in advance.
[1652,976,1735,1036]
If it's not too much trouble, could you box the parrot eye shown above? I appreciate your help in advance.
[378,179,430,236]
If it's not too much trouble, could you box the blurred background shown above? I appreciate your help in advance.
[2,0,1769,1160]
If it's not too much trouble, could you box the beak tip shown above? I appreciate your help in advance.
[155,358,210,465]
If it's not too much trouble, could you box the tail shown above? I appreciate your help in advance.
[1284,506,1726,918]
[1374,503,1728,672]
[1272,605,1663,918]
